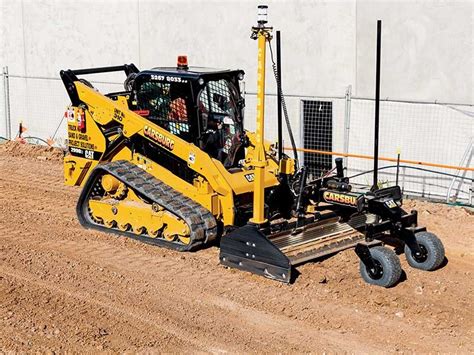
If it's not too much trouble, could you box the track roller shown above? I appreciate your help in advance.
[118,223,131,232]
[163,230,177,242]
[148,229,161,238]
[104,220,116,228]
[133,226,147,235]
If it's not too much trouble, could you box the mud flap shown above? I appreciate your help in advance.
[219,224,292,283]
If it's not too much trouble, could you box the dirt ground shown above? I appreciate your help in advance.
[1,142,473,353]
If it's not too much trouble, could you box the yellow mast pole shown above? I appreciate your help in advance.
[249,7,272,225]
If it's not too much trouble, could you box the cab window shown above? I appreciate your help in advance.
[136,80,191,139]
[198,79,244,167]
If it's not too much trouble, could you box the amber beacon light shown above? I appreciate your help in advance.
[177,55,188,70]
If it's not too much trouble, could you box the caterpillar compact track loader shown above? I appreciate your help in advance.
[61,7,445,287]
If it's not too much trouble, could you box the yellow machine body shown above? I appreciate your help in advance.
[60,8,445,288]
[64,81,284,228]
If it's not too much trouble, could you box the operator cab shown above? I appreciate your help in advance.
[128,57,246,169]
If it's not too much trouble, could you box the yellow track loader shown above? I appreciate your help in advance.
[60,6,444,287]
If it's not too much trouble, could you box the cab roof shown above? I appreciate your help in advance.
[141,66,244,80]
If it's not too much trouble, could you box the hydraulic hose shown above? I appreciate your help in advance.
[268,40,299,170]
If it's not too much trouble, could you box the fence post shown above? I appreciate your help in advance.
[470,169,473,206]
[2,66,11,140]
[401,166,406,194]
[299,99,304,166]
[446,138,473,204]
[343,85,352,169]
[422,176,426,198]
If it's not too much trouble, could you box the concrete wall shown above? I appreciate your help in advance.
[0,0,140,77]
[355,0,473,103]
[1,0,471,102]
[0,0,472,202]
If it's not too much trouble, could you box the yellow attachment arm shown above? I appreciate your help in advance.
[249,29,270,225]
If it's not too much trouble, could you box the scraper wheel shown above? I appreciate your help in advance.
[359,246,402,288]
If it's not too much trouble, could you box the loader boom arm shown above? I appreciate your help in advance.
[65,79,281,226]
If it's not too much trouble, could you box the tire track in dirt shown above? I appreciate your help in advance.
[1,221,469,353]
[0,241,382,353]
[1,149,473,352]
[0,230,336,352]
[1,265,203,352]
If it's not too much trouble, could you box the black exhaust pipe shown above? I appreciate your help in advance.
[372,20,382,191]
[276,30,283,161]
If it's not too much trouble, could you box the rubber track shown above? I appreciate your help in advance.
[77,160,217,251]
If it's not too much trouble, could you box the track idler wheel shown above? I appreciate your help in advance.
[89,208,103,224]
[101,174,128,200]
[404,232,445,271]
[357,245,402,288]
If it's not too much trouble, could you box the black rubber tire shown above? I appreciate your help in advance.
[404,232,445,271]
[359,246,402,288]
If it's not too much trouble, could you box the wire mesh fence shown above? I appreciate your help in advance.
[301,100,334,179]
[0,70,472,205]
[243,93,303,148]
[0,72,5,139]
[244,91,473,205]
[6,74,124,146]
[346,98,473,203]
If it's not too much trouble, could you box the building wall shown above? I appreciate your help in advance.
[1,0,471,102]
[355,0,473,103]
[0,0,472,201]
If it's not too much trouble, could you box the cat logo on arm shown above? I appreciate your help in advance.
[244,173,255,182]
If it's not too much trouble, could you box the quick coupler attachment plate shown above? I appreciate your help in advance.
[219,224,292,283]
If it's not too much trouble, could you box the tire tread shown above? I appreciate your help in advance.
[405,232,445,271]
[360,246,402,288]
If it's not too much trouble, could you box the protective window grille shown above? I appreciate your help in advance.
[136,81,190,137]
[199,79,237,117]
[302,100,333,179]
[198,80,240,154]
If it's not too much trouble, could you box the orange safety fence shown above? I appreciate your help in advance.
[285,147,474,172]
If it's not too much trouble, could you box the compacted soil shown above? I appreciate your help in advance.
[1,142,473,353]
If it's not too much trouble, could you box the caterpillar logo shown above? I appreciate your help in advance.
[323,191,358,206]
[385,199,398,209]
[244,173,255,182]
[143,125,175,151]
